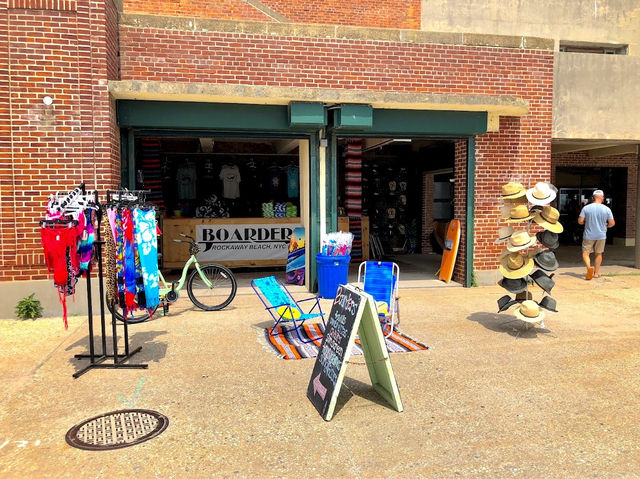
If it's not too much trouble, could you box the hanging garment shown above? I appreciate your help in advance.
[115,210,127,309]
[133,208,159,309]
[122,209,137,310]
[176,164,197,200]
[105,220,117,307]
[40,225,80,329]
[106,207,117,242]
[286,165,299,198]
[77,210,95,275]
[219,164,241,199]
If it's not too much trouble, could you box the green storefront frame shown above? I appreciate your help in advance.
[116,100,486,289]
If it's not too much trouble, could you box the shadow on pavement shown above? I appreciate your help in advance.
[467,312,552,339]
[67,330,168,372]
[332,376,396,417]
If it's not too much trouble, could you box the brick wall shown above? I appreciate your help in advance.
[123,0,272,22]
[258,0,421,29]
[0,0,119,282]
[122,0,420,29]
[552,151,638,239]
[453,140,467,284]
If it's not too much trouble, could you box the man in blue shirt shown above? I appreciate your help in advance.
[578,189,615,280]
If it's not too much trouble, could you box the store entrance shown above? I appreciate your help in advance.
[336,138,457,282]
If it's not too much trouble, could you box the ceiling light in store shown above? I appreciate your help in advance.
[199,138,214,152]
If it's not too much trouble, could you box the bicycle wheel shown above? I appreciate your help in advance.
[187,264,237,311]
[107,297,158,324]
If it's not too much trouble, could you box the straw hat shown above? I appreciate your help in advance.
[496,226,514,243]
[526,182,558,206]
[501,182,527,199]
[532,205,564,233]
[500,204,511,219]
[506,231,536,252]
[514,300,545,323]
[499,252,535,279]
[505,204,535,223]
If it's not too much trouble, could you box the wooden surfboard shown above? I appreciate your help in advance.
[438,219,461,283]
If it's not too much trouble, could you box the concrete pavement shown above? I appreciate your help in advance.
[1,268,640,478]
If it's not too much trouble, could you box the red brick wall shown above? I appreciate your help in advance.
[453,140,467,284]
[472,117,552,274]
[123,0,272,22]
[122,0,420,29]
[259,0,421,29]
[552,151,637,239]
[0,1,118,282]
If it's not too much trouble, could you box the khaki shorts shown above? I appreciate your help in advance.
[583,239,606,254]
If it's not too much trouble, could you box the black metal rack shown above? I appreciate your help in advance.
[72,188,151,378]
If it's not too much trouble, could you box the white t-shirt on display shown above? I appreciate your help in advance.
[219,165,241,199]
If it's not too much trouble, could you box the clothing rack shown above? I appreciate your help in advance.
[72,187,149,378]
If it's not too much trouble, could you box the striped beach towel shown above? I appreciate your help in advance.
[262,323,428,360]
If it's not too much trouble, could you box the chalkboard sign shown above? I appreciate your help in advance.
[307,284,403,421]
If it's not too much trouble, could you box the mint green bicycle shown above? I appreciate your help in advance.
[109,234,237,323]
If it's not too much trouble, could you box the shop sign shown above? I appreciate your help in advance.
[195,223,301,261]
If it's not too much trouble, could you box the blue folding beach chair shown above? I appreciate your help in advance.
[357,261,400,337]
[251,276,326,344]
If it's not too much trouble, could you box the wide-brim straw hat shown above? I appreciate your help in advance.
[505,204,535,223]
[514,300,546,323]
[532,205,564,233]
[499,252,535,279]
[501,182,527,199]
[526,182,558,206]
[496,226,514,243]
[506,231,536,252]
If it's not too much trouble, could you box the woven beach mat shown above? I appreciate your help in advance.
[261,322,428,360]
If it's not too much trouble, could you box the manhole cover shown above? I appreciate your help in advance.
[65,409,168,451]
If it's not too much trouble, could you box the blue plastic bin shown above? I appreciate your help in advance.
[316,254,351,299]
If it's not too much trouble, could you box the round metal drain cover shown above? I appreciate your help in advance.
[65,409,168,451]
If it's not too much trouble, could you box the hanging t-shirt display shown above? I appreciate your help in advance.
[267,166,285,199]
[219,164,241,199]
[176,164,197,200]
[286,165,299,198]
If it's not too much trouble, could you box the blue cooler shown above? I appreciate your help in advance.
[316,254,350,299]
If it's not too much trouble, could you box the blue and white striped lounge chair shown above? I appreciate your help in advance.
[251,276,326,344]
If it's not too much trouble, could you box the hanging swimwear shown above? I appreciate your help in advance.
[133,208,159,309]
[77,210,95,274]
[40,224,79,329]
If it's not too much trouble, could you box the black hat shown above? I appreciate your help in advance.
[538,296,558,312]
[498,277,528,294]
[533,250,559,271]
[530,269,555,294]
[497,295,519,313]
[536,230,559,250]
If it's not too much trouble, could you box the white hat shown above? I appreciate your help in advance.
[593,189,604,197]
[506,231,536,252]
[514,300,546,323]
[526,182,557,206]
[496,226,514,243]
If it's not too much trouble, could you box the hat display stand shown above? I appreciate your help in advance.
[497,182,563,327]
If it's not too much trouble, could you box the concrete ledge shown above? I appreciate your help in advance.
[475,269,501,287]
[119,13,554,50]
[109,80,530,116]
